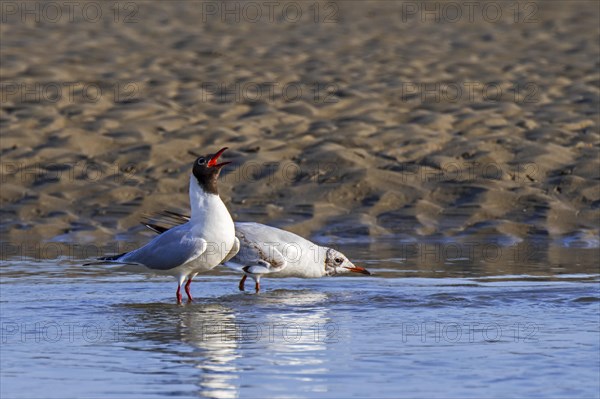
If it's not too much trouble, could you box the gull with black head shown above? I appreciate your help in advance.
[88,147,239,303]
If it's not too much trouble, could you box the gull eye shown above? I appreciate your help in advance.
[334,258,343,264]
[197,157,206,165]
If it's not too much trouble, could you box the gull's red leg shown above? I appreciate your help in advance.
[185,278,193,301]
[239,275,247,291]
[176,285,182,304]
[255,280,260,293]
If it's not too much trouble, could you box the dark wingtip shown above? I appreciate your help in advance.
[98,252,128,261]
[141,222,169,234]
[84,252,128,265]
[162,210,190,221]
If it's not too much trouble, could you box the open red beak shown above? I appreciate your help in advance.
[207,147,231,168]
[345,266,371,275]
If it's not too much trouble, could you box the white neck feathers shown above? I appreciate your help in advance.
[189,174,219,220]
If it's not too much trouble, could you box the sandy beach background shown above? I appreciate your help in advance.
[1,1,598,268]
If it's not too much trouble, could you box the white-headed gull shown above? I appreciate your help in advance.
[88,148,239,303]
[143,211,370,293]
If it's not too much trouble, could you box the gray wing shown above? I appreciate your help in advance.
[120,224,207,270]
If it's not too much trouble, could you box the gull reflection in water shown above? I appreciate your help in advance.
[181,304,240,399]
[233,289,335,394]
[120,302,240,399]
[120,289,338,398]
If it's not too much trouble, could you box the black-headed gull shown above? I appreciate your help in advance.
[143,211,370,293]
[88,148,239,303]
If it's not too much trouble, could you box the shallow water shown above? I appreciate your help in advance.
[1,240,599,399]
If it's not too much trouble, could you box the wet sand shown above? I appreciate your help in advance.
[1,1,598,256]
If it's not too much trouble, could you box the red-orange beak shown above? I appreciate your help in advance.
[207,147,231,168]
[345,266,371,275]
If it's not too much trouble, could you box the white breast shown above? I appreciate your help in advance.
[187,178,235,272]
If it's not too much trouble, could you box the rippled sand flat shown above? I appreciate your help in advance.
[1,1,598,251]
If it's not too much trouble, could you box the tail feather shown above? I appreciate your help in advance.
[83,251,130,266]
[85,209,191,266]
[141,210,190,235]
[161,210,190,222]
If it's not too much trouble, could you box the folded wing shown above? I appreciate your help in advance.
[229,237,287,276]
[93,224,207,271]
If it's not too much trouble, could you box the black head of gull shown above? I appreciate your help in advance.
[192,147,231,195]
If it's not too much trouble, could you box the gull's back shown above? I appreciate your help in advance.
[228,222,326,278]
